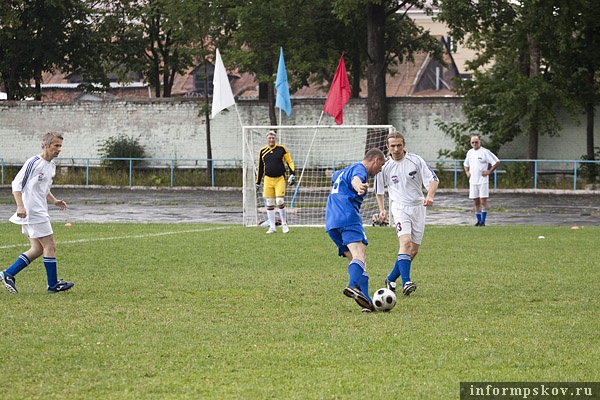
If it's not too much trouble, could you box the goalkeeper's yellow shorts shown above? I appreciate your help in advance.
[263,175,286,198]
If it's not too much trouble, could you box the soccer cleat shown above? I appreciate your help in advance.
[47,280,74,293]
[266,227,276,234]
[343,286,374,311]
[361,308,373,313]
[281,224,290,233]
[1,270,18,294]
[402,281,417,296]
[475,222,481,226]
[479,223,486,227]
[384,278,396,293]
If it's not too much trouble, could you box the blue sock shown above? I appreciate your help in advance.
[396,254,412,286]
[481,210,487,224]
[43,257,58,288]
[348,260,372,302]
[387,259,401,283]
[476,212,482,223]
[6,254,31,276]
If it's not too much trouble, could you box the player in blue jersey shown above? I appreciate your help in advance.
[374,131,438,296]
[325,148,386,312]
[1,132,74,294]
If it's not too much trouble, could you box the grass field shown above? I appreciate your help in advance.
[0,223,598,399]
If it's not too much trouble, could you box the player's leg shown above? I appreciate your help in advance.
[35,224,74,293]
[341,227,374,310]
[479,182,490,226]
[470,184,482,226]
[398,207,426,296]
[263,177,277,233]
[1,225,43,293]
[386,203,412,293]
[274,176,289,233]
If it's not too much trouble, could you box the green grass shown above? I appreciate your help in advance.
[1,223,598,399]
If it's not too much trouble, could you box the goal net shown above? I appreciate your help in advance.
[242,125,394,227]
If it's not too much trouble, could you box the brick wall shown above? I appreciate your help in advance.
[0,97,597,164]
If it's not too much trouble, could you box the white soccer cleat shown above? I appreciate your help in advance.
[266,227,276,234]
[282,224,289,233]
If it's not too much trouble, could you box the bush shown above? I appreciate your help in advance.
[98,135,146,169]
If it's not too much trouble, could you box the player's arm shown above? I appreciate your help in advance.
[12,191,26,218]
[374,172,387,221]
[283,151,295,175]
[47,191,67,210]
[376,193,387,221]
[256,150,265,185]
[423,179,439,207]
[351,176,368,196]
[283,151,296,184]
[486,159,500,175]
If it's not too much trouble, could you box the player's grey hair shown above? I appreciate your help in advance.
[266,130,277,137]
[41,132,63,147]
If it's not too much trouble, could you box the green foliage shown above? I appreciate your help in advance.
[97,135,147,169]
[0,223,598,398]
[498,161,531,188]
[579,147,600,182]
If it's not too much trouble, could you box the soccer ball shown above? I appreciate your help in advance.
[372,288,397,312]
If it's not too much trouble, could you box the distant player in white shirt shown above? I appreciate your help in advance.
[463,135,500,226]
[374,131,438,296]
[1,132,74,294]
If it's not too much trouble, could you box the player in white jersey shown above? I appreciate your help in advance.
[1,132,74,294]
[374,131,438,296]
[463,135,500,226]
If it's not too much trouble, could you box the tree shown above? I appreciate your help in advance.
[225,0,351,125]
[334,0,443,148]
[0,0,95,100]
[435,0,585,173]
[94,0,220,98]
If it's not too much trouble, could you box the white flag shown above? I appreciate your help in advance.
[211,48,236,119]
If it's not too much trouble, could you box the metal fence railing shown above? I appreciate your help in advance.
[1,157,599,190]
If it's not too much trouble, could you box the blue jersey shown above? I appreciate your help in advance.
[325,162,368,231]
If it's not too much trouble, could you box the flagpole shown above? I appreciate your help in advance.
[290,110,326,208]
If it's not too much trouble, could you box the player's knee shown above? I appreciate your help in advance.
[265,198,276,208]
[276,197,285,208]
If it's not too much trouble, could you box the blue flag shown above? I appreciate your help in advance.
[275,47,292,117]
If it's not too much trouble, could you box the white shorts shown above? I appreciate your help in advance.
[390,201,426,245]
[469,182,490,199]
[21,221,54,239]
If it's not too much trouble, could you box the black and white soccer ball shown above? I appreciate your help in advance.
[372,288,397,312]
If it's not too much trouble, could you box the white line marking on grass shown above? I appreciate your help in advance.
[0,226,234,249]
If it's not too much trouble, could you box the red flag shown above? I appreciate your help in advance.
[323,54,351,125]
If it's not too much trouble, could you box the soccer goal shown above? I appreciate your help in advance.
[242,125,394,227]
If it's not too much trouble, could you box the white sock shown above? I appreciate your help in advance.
[278,207,287,225]
[267,209,276,228]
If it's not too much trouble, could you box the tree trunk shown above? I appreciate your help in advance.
[365,2,388,151]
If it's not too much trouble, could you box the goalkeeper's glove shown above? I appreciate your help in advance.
[287,174,296,185]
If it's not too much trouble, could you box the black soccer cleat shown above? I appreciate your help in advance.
[48,280,74,293]
[1,270,18,294]
[343,286,374,311]
[402,281,417,296]
[384,278,396,293]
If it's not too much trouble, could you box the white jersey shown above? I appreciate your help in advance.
[374,153,438,206]
[464,147,499,185]
[9,155,56,225]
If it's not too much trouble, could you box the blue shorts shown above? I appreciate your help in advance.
[327,224,368,257]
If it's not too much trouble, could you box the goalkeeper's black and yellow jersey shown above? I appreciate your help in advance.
[256,144,295,184]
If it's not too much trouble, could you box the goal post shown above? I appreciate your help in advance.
[242,125,394,227]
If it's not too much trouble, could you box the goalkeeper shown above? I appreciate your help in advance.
[256,131,296,234]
